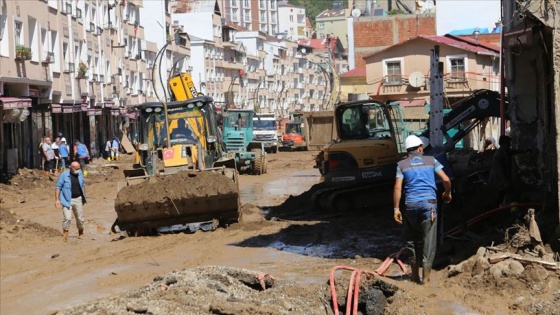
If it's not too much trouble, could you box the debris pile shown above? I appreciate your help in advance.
[57,266,328,315]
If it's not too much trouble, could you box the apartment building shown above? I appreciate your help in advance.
[277,2,307,41]
[220,0,279,36]
[315,8,349,49]
[0,0,150,173]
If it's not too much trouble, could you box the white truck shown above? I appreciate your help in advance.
[252,113,278,153]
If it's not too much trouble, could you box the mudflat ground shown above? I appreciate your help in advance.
[1,151,559,315]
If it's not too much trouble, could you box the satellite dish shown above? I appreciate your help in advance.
[351,8,361,18]
[300,48,307,54]
[408,72,426,88]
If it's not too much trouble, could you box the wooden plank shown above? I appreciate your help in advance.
[121,133,136,153]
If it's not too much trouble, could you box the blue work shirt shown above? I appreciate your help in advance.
[56,170,87,208]
[396,152,443,203]
[59,143,69,158]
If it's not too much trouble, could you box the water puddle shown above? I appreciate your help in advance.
[240,170,320,204]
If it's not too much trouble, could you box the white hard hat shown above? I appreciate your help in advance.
[60,137,67,143]
[405,135,424,149]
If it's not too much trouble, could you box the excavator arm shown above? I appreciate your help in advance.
[422,89,506,153]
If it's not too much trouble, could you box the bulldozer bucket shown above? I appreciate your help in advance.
[114,169,240,235]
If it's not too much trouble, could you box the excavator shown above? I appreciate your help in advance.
[112,43,240,236]
[314,89,504,212]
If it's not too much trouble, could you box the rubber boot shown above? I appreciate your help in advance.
[78,229,84,239]
[63,229,69,242]
[44,171,50,177]
[410,262,421,284]
[422,263,432,284]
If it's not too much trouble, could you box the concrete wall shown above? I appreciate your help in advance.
[503,1,559,218]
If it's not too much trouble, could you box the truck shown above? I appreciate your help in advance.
[252,113,278,153]
[222,109,267,175]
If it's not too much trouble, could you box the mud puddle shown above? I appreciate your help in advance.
[240,170,320,204]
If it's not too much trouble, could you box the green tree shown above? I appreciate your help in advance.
[290,0,348,29]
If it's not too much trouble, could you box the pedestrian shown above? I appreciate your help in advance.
[51,136,61,174]
[393,135,452,284]
[55,161,87,242]
[487,135,531,206]
[59,137,69,170]
[74,140,90,174]
[105,139,112,161]
[111,135,120,160]
[42,136,55,177]
[479,136,496,153]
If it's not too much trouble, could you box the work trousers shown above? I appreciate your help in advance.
[111,147,119,159]
[403,199,438,266]
[62,197,85,231]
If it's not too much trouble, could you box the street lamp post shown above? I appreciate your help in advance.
[226,69,245,108]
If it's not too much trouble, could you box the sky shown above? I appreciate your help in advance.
[436,0,502,35]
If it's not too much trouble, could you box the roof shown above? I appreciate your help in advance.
[339,67,366,78]
[297,39,327,50]
[317,9,346,19]
[362,34,500,59]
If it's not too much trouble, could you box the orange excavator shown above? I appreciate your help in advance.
[281,113,307,151]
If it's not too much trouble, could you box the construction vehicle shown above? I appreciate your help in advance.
[222,108,267,174]
[281,112,307,151]
[314,89,504,211]
[112,43,240,236]
[252,112,279,153]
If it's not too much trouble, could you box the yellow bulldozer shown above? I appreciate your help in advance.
[112,44,240,236]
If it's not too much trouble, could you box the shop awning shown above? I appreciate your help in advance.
[0,97,32,109]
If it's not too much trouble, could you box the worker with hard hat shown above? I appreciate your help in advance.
[393,135,452,284]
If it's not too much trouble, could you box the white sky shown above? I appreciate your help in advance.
[436,0,502,35]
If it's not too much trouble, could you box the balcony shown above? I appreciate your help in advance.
[42,51,55,63]
[15,45,32,61]
[64,62,75,73]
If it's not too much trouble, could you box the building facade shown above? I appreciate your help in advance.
[278,3,307,41]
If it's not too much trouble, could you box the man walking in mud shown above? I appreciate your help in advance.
[55,161,87,242]
[393,135,452,284]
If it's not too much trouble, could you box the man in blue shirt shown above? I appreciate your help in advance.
[393,135,452,284]
[55,161,87,241]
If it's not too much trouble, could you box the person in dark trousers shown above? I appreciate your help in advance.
[55,161,87,242]
[393,135,452,284]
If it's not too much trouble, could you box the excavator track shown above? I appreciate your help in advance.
[311,181,394,212]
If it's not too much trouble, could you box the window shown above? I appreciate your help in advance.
[14,21,23,46]
[318,22,324,29]
[289,15,294,22]
[447,55,466,82]
[383,59,403,85]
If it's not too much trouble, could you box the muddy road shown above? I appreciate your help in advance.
[1,151,558,314]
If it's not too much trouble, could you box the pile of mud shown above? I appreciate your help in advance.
[6,168,54,190]
[57,266,328,315]
[0,209,61,248]
[115,170,238,206]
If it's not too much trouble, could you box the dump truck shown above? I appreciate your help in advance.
[111,43,240,236]
[222,109,267,174]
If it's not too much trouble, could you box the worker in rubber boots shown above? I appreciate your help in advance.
[55,161,87,242]
[393,135,452,284]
